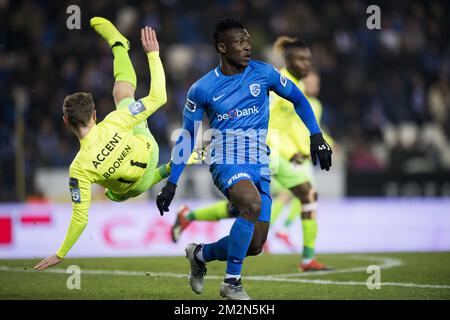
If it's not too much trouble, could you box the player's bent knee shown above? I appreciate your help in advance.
[298,186,316,204]
[291,182,313,204]
[246,243,264,256]
[308,188,317,203]
[240,197,261,221]
[249,198,261,215]
[313,190,318,202]
[301,188,318,219]
[113,81,135,105]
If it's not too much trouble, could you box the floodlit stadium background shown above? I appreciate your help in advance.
[0,0,449,258]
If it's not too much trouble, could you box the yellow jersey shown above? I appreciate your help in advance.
[56,52,166,258]
[267,68,332,161]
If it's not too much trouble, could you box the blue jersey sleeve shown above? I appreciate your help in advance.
[267,65,321,135]
[267,65,294,97]
[169,82,205,184]
[183,82,206,121]
[168,115,198,184]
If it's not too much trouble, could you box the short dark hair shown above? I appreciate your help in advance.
[63,92,95,129]
[213,17,245,51]
[273,36,309,57]
[283,39,309,51]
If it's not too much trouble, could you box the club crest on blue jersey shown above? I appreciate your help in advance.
[128,100,146,115]
[249,83,261,97]
[185,98,197,112]
[280,74,287,87]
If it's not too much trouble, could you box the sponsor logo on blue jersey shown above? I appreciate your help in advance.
[216,106,259,122]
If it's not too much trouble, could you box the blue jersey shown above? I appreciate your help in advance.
[183,60,295,166]
[168,59,320,185]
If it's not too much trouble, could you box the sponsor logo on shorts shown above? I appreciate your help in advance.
[128,100,146,116]
[227,172,251,186]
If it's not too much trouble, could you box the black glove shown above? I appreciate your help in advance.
[156,181,177,216]
[310,133,332,171]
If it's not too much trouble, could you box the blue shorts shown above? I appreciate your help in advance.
[210,163,272,222]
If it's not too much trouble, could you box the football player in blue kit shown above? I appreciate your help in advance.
[156,18,332,300]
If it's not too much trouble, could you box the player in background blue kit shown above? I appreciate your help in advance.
[156,18,332,300]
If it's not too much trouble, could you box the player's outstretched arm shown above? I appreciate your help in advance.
[140,26,166,111]
[156,115,199,216]
[34,254,62,271]
[34,207,89,271]
[34,169,91,271]
[156,75,206,216]
[141,25,159,52]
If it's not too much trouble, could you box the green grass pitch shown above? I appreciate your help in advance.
[1,252,449,299]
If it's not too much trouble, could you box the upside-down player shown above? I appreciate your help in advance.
[156,19,332,300]
[170,37,333,272]
[34,18,169,271]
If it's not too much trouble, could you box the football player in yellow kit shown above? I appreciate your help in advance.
[35,18,168,271]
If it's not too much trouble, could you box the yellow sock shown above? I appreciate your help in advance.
[187,200,229,221]
[112,45,136,88]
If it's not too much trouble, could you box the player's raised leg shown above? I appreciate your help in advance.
[91,21,172,200]
[90,17,136,106]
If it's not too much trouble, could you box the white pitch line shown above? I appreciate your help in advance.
[1,255,449,290]
[271,255,403,278]
[0,266,189,279]
[243,276,450,289]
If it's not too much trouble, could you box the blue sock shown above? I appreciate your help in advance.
[202,236,229,262]
[226,216,255,276]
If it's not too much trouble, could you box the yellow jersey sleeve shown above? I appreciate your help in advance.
[286,97,334,156]
[102,51,167,131]
[268,69,334,160]
[56,158,92,258]
[285,95,322,157]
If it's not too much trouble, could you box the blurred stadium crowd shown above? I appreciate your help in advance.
[0,0,449,200]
